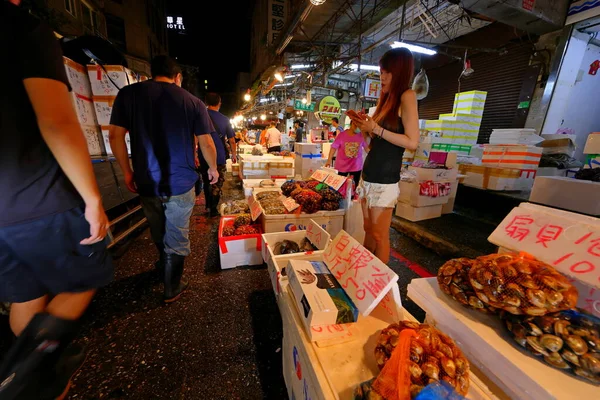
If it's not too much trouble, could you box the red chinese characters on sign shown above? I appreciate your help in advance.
[536,224,563,248]
[553,232,600,280]
[522,0,535,11]
[504,215,534,241]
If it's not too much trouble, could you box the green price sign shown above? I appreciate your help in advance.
[294,100,315,112]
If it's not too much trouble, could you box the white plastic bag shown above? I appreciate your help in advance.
[412,68,430,100]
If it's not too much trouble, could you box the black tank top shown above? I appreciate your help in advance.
[362,116,406,184]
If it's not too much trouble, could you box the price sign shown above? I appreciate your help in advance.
[489,203,600,289]
[306,219,330,250]
[323,231,399,316]
[248,196,262,221]
[311,169,329,182]
[280,196,300,212]
[324,174,347,191]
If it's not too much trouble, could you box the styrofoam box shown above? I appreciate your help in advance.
[218,217,263,269]
[70,92,98,126]
[101,126,131,155]
[242,178,287,197]
[584,132,600,154]
[294,143,321,155]
[83,125,104,156]
[93,96,116,126]
[408,166,458,182]
[529,176,600,216]
[262,220,331,282]
[87,64,137,96]
[63,57,92,98]
[408,278,600,400]
[395,203,442,222]
[260,211,345,236]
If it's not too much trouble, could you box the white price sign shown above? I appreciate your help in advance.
[279,195,300,212]
[306,219,330,250]
[311,169,329,182]
[324,174,346,191]
[248,196,263,221]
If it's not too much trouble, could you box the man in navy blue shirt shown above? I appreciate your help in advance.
[0,0,113,397]
[201,93,236,217]
[109,55,217,303]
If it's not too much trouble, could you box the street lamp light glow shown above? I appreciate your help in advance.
[301,98,307,104]
[274,72,284,82]
[260,114,266,121]
[243,93,251,102]
[390,41,437,56]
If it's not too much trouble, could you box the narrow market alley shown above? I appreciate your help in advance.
[0,173,448,400]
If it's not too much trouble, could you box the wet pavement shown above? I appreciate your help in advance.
[0,174,458,400]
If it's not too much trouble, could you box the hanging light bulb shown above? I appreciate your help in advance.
[310,0,326,5]
[301,98,307,104]
[274,72,284,82]
[243,89,251,102]
[260,114,266,121]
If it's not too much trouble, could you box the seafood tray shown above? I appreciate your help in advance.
[262,219,331,282]
[408,277,600,400]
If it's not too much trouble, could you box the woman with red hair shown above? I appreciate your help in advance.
[347,48,419,263]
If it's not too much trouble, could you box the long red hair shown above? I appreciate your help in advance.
[372,48,414,131]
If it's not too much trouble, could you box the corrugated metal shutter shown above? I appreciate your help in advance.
[418,44,533,143]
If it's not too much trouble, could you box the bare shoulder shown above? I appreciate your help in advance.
[401,89,417,102]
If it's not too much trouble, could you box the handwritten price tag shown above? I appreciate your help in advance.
[248,196,262,221]
[489,203,600,289]
[323,231,399,316]
[311,170,329,182]
[280,196,300,212]
[324,174,347,191]
[306,220,330,250]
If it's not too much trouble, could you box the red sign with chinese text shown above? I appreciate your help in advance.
[324,231,399,316]
[324,174,347,191]
[311,169,329,182]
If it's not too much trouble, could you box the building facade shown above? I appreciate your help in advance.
[42,0,167,75]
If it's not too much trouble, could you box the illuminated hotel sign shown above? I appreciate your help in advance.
[166,16,185,30]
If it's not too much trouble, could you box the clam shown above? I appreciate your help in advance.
[441,376,456,387]
[520,276,539,289]
[570,327,593,338]
[408,361,422,379]
[527,289,547,308]
[565,335,589,355]
[430,333,441,350]
[540,334,564,352]
[536,316,556,334]
[574,368,600,384]
[455,357,469,374]
[554,320,571,337]
[422,361,440,380]
[515,337,527,348]
[441,356,457,378]
[409,349,420,364]
[440,264,457,276]
[456,375,469,395]
[540,275,561,290]
[411,341,424,356]
[476,291,490,304]
[588,336,600,352]
[524,307,548,316]
[561,349,581,366]
[438,343,454,359]
[469,277,485,291]
[515,260,533,274]
[581,353,600,374]
[504,265,519,279]
[526,336,549,356]
[468,296,485,309]
[440,276,452,286]
[526,322,543,337]
[375,351,387,367]
[545,291,564,308]
[544,352,571,369]
[504,306,523,315]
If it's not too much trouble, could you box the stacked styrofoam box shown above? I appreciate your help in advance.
[294,143,325,179]
[423,91,487,144]
[87,64,137,156]
[63,57,103,156]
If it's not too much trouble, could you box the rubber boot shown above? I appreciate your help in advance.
[163,253,189,303]
[154,243,165,274]
[210,194,221,218]
[0,313,79,400]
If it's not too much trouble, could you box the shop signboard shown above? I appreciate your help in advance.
[363,78,381,99]
[318,96,341,124]
[293,99,315,112]
[566,0,600,24]
[267,0,288,46]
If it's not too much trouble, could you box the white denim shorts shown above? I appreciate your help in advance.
[356,180,400,209]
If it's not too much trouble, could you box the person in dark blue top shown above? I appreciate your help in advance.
[200,93,236,217]
[109,55,218,303]
[0,1,112,397]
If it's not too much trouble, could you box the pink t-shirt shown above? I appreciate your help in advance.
[331,130,368,172]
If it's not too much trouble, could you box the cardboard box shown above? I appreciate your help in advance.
[408,166,458,182]
[535,167,567,177]
[395,203,442,222]
[287,260,359,329]
[63,57,92,98]
[399,181,454,207]
[87,64,137,96]
[218,217,263,269]
[459,165,536,191]
[529,176,600,216]
[482,145,543,169]
[442,180,459,214]
[584,132,600,154]
[452,90,487,116]
[93,96,116,126]
[70,92,98,126]
[82,125,104,156]
[268,160,294,177]
[100,126,131,155]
